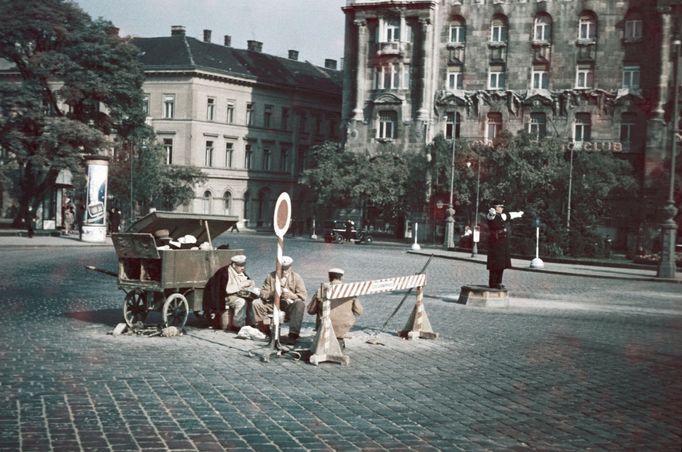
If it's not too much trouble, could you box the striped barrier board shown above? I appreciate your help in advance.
[326,273,427,300]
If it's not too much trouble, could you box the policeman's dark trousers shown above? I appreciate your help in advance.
[489,269,505,289]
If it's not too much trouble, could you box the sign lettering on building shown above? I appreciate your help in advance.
[565,142,623,152]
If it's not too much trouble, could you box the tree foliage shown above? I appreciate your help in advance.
[0,0,146,222]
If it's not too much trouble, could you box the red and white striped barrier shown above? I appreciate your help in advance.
[309,273,437,366]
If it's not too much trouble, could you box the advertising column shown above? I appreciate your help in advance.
[82,156,109,242]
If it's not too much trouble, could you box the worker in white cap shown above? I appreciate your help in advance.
[254,256,307,345]
[306,267,363,349]
[221,254,259,331]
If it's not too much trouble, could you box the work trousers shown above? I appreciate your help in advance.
[252,298,305,336]
[488,269,505,289]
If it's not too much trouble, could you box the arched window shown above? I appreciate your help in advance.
[449,18,466,44]
[533,14,552,42]
[490,16,508,43]
[203,190,212,215]
[578,12,597,41]
[223,191,232,215]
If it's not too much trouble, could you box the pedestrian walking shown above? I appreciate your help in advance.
[486,201,523,289]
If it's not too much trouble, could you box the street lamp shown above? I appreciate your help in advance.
[467,158,481,257]
[444,136,456,249]
[129,142,134,225]
[658,38,680,279]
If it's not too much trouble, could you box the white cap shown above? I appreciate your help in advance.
[231,254,247,265]
[328,267,344,275]
[281,256,293,266]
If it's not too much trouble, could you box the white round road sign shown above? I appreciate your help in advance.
[273,192,292,237]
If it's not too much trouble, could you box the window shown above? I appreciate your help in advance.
[620,113,637,151]
[624,19,643,41]
[487,113,502,142]
[578,15,596,40]
[528,113,547,140]
[281,107,289,130]
[445,112,461,139]
[225,142,234,168]
[490,17,507,43]
[142,94,150,116]
[449,22,466,44]
[246,103,254,126]
[447,71,463,90]
[575,65,594,88]
[622,66,640,89]
[226,101,235,124]
[203,190,212,215]
[264,104,272,129]
[207,97,215,121]
[384,19,400,42]
[280,147,289,172]
[163,138,173,164]
[531,69,549,89]
[377,64,401,89]
[533,15,552,42]
[204,141,214,167]
[223,191,232,215]
[574,113,591,142]
[488,68,506,90]
[403,65,410,89]
[262,149,271,171]
[163,94,175,119]
[245,144,253,169]
[377,111,396,139]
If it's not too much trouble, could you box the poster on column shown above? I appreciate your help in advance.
[82,157,109,242]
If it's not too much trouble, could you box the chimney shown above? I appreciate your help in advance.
[324,59,337,70]
[288,49,299,61]
[171,25,186,36]
[203,29,212,43]
[224,35,231,47]
[247,40,263,53]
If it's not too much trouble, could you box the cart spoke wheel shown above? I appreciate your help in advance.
[123,289,148,327]
[162,293,189,329]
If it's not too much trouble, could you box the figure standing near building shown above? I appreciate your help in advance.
[345,219,354,242]
[63,199,75,235]
[109,207,121,234]
[76,199,85,240]
[486,202,523,289]
[254,256,307,345]
[307,267,363,349]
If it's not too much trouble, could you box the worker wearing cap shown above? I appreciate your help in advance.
[307,268,363,350]
[486,201,523,289]
[255,256,307,345]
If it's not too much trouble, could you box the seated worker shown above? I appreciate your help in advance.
[253,256,307,345]
[202,254,259,331]
[306,268,363,349]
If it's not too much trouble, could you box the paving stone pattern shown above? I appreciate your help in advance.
[0,237,680,451]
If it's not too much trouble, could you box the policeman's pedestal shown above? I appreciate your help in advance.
[456,285,509,308]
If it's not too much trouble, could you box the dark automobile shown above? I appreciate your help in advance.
[323,220,373,244]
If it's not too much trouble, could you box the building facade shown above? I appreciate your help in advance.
[133,26,342,230]
[341,0,680,186]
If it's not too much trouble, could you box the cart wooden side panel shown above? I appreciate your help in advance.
[158,249,240,288]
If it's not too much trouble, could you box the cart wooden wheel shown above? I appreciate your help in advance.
[162,293,189,329]
[123,289,148,327]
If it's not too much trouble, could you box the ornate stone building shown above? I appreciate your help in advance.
[341,0,679,189]
[133,26,342,229]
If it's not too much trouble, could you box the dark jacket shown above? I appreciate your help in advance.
[487,213,512,270]
[202,265,230,318]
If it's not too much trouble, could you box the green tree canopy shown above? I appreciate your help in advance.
[0,0,145,222]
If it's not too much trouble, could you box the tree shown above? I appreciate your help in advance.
[301,142,411,227]
[0,0,145,225]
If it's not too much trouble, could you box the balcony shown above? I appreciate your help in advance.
[377,41,406,57]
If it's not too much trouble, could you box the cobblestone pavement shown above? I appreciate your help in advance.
[0,234,680,451]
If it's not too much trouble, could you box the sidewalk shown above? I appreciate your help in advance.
[407,245,682,284]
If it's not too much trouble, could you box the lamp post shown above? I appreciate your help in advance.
[467,158,481,257]
[658,38,680,279]
[129,142,134,225]
[444,137,456,249]
[566,143,575,231]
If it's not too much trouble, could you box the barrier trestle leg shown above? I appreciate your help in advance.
[398,286,438,340]
[309,297,349,366]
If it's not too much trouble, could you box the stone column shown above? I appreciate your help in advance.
[353,19,368,122]
[417,18,432,122]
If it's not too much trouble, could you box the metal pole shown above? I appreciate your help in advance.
[658,38,680,279]
[567,144,574,231]
[129,142,134,225]
[444,138,456,249]
[472,158,480,257]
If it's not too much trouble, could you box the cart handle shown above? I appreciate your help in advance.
[203,220,213,248]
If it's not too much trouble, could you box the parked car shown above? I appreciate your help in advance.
[323,220,373,244]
